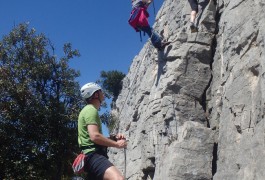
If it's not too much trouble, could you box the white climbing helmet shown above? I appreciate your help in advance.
[80,82,102,100]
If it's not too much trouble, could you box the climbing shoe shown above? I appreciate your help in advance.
[157,41,171,51]
[190,22,198,33]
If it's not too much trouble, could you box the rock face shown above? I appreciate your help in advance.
[109,0,265,179]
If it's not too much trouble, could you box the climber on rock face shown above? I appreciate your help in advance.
[188,0,210,33]
[188,0,199,32]
[129,0,170,50]
[78,82,127,180]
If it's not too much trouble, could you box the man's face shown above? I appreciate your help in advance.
[99,90,105,102]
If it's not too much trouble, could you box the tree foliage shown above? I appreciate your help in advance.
[96,70,125,131]
[0,23,82,179]
[100,111,118,134]
[97,70,125,101]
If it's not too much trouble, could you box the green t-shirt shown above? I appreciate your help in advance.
[78,104,102,154]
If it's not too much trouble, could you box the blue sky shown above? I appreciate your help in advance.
[0,0,164,135]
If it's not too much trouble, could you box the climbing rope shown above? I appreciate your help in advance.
[112,42,153,131]
[113,43,154,180]
[124,148,127,179]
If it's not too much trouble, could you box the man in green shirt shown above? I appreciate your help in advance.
[78,82,127,180]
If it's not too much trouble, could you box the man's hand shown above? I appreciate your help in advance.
[116,139,127,149]
[109,133,127,148]
[116,133,126,140]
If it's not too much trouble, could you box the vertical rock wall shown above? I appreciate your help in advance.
[208,0,265,179]
[109,0,265,179]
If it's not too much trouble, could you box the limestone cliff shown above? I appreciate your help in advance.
[109,0,265,179]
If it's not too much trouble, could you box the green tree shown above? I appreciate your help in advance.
[97,70,125,102]
[97,70,125,131]
[0,23,81,179]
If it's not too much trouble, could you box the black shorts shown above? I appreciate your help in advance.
[188,0,198,12]
[85,152,113,180]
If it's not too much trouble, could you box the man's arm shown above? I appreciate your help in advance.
[88,124,127,149]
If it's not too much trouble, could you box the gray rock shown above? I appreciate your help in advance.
[109,0,265,179]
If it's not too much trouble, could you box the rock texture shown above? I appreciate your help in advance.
[109,0,265,179]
